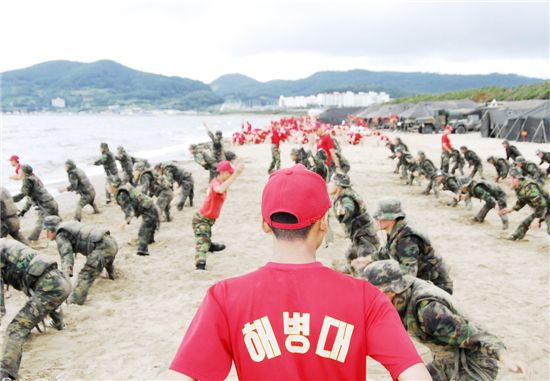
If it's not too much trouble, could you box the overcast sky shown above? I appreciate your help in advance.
[1,0,548,82]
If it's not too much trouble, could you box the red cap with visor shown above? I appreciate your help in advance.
[216,160,234,174]
[261,164,331,230]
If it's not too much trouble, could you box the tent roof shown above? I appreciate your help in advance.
[516,100,550,119]
[498,100,547,112]
[400,103,434,119]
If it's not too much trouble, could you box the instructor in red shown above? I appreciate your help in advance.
[168,164,431,380]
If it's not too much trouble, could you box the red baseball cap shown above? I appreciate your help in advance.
[216,160,234,174]
[9,155,19,162]
[262,164,331,230]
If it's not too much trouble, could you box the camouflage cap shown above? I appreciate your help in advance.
[456,176,472,188]
[117,146,125,152]
[100,142,108,149]
[535,149,542,155]
[394,146,404,154]
[486,156,495,163]
[21,164,33,175]
[65,159,76,169]
[133,162,146,172]
[362,260,414,294]
[508,167,524,178]
[373,198,405,220]
[189,143,197,150]
[460,145,467,151]
[515,156,525,163]
[332,173,351,188]
[417,150,426,157]
[43,215,62,231]
[435,169,446,177]
[502,140,510,146]
[215,130,223,137]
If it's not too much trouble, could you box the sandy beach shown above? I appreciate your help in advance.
[2,132,548,381]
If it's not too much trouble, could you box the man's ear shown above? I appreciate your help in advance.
[318,213,329,232]
[262,221,273,234]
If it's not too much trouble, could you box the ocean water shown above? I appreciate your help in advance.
[1,113,279,195]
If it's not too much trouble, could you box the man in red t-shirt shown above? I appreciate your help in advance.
[192,159,244,270]
[8,155,23,181]
[169,165,431,380]
[268,123,282,174]
[315,125,341,172]
[441,126,453,173]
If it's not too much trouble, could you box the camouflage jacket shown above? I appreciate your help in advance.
[399,152,417,170]
[450,148,464,165]
[207,131,226,162]
[505,145,521,161]
[463,180,506,202]
[521,161,545,183]
[440,175,460,193]
[115,151,134,175]
[94,151,119,176]
[67,167,95,197]
[333,188,370,238]
[116,186,159,222]
[193,150,216,170]
[398,278,506,358]
[418,158,437,178]
[373,219,444,282]
[54,221,109,276]
[512,179,548,215]
[0,187,18,219]
[1,239,58,305]
[12,175,57,213]
[539,152,550,165]
[163,163,193,186]
[463,150,481,166]
[137,170,157,197]
[492,157,509,177]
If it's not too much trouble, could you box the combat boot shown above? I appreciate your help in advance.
[507,234,519,241]
[500,215,509,230]
[49,308,66,330]
[209,242,226,252]
[177,201,184,211]
[136,250,149,256]
[195,260,206,270]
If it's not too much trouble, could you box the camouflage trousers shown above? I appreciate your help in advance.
[1,269,71,380]
[69,235,118,305]
[192,212,216,265]
[428,264,454,295]
[104,179,112,202]
[177,180,194,209]
[268,144,281,174]
[475,195,508,228]
[28,203,59,241]
[428,347,499,381]
[513,205,549,239]
[422,176,439,197]
[156,189,173,222]
[469,164,484,179]
[137,215,159,255]
[1,217,29,245]
[74,193,99,222]
[441,151,450,173]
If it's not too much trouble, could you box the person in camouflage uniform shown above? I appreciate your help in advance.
[189,144,218,182]
[204,123,226,162]
[329,173,379,263]
[161,162,194,211]
[133,161,158,197]
[112,179,160,256]
[43,216,118,305]
[332,139,351,174]
[153,164,174,222]
[486,156,510,183]
[93,142,119,203]
[500,168,549,240]
[458,179,509,229]
[536,149,550,176]
[0,187,29,245]
[363,260,530,381]
[514,156,546,185]
[434,171,472,207]
[394,148,418,185]
[115,146,136,185]
[0,239,70,381]
[460,146,484,179]
[414,151,439,196]
[59,159,99,221]
[387,138,409,174]
[290,148,308,166]
[306,149,330,182]
[368,198,453,294]
[12,165,59,242]
[449,148,465,176]
[502,140,522,162]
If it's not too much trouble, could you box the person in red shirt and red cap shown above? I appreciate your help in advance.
[268,123,282,174]
[8,155,23,181]
[441,126,453,173]
[192,159,245,270]
[168,164,432,381]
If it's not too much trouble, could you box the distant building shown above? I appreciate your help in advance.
[51,97,66,108]
[278,91,390,109]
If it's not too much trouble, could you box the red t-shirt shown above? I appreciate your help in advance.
[441,134,452,151]
[271,129,281,148]
[317,133,335,166]
[170,262,421,381]
[198,179,227,220]
[15,163,21,174]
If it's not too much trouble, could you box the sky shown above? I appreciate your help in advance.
[1,0,549,83]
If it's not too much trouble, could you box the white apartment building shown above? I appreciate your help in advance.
[278,91,390,109]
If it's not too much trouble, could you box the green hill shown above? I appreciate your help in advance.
[391,82,550,104]
[210,70,544,102]
[1,60,223,112]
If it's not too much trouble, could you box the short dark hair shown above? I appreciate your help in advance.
[269,212,314,241]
